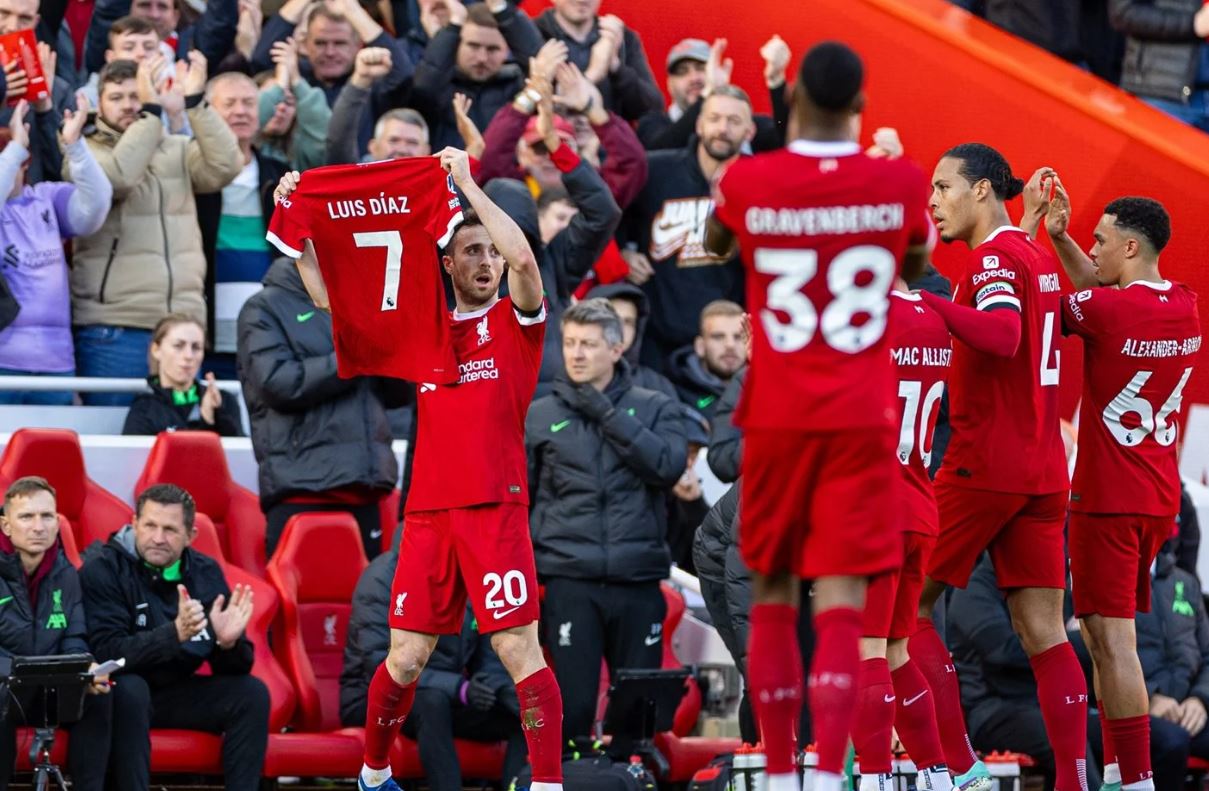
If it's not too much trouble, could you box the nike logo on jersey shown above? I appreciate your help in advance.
[296,311,315,323]
[902,691,928,706]
[0,596,12,607]
[550,419,571,433]
[883,694,896,703]
[644,635,661,647]
[492,606,521,620]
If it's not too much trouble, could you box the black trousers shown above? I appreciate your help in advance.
[401,687,526,791]
[265,500,383,560]
[541,578,667,741]
[0,687,112,791]
[109,673,269,791]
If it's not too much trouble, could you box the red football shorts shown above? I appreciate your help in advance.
[1070,511,1174,618]
[928,482,1068,590]
[864,532,935,639]
[740,428,901,579]
[390,503,539,635]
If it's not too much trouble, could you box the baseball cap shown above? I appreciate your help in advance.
[666,38,710,73]
[522,115,577,147]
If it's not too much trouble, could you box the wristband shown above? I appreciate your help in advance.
[141,102,163,116]
[184,93,204,109]
[549,143,580,173]
[459,680,470,705]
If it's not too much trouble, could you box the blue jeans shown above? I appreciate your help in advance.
[1145,91,1209,133]
[73,325,153,406]
[0,368,75,405]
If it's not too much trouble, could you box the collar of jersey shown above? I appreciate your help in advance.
[982,225,1026,244]
[891,290,922,301]
[788,139,861,158]
[1125,279,1172,291]
[453,299,498,322]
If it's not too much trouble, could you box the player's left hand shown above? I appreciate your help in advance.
[209,583,254,648]
[1180,696,1208,736]
[199,372,222,425]
[1020,166,1056,238]
[437,146,472,188]
[273,170,302,204]
[466,671,498,712]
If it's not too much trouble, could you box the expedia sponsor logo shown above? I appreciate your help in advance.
[1067,293,1086,322]
[971,268,1017,286]
[458,357,499,384]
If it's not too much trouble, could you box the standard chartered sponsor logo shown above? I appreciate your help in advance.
[458,357,499,384]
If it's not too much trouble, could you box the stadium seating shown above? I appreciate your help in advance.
[661,582,702,737]
[134,431,267,575]
[57,514,80,568]
[379,487,401,554]
[0,429,129,549]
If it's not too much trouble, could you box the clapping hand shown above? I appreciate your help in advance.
[60,92,89,147]
[199,372,223,425]
[271,36,302,92]
[531,38,568,85]
[704,38,732,96]
[7,99,29,150]
[865,127,903,159]
[452,92,484,159]
[174,585,207,643]
[209,583,254,648]
[759,34,790,89]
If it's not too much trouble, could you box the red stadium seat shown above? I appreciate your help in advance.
[390,736,507,780]
[134,431,267,575]
[189,512,226,562]
[660,582,702,736]
[149,729,223,773]
[655,733,743,782]
[0,429,130,550]
[379,488,400,554]
[57,514,80,568]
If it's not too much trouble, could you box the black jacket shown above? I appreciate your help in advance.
[79,526,253,688]
[526,364,687,582]
[636,87,788,153]
[122,377,244,437]
[1138,551,1209,706]
[84,0,238,76]
[0,545,89,659]
[666,346,731,422]
[584,281,677,400]
[691,484,749,671]
[236,258,406,510]
[484,175,620,397]
[620,142,745,367]
[340,550,512,726]
[1111,0,1207,102]
[411,9,543,150]
[534,10,663,121]
[706,365,744,484]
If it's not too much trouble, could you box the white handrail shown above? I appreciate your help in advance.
[0,376,242,394]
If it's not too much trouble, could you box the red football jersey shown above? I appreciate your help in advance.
[406,297,546,513]
[713,140,931,431]
[1063,280,1201,516]
[266,157,463,383]
[890,291,952,535]
[937,226,1068,495]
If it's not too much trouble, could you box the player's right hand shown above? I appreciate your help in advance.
[437,146,472,187]
[1044,176,1072,240]
[274,170,301,204]
[175,584,207,642]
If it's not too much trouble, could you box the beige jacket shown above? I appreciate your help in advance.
[65,102,242,330]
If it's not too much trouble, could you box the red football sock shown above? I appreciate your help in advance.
[516,667,564,783]
[890,659,947,770]
[1029,642,1089,791]
[363,663,416,769]
[852,658,895,775]
[1106,715,1152,786]
[808,607,862,775]
[908,617,977,775]
[1102,716,1117,768]
[748,604,803,775]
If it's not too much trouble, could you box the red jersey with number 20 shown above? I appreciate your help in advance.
[938,226,1068,495]
[266,157,463,383]
[406,296,546,514]
[890,291,952,535]
[713,140,931,432]
[1062,280,1200,516]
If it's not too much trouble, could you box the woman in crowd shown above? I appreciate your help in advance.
[0,97,111,405]
[123,314,244,436]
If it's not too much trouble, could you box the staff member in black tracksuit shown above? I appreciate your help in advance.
[525,298,687,741]
[80,484,269,791]
[340,547,525,791]
[0,477,114,790]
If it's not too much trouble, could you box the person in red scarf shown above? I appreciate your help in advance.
[0,476,114,790]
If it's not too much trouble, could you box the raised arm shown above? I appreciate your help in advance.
[1044,176,1098,290]
[439,146,542,312]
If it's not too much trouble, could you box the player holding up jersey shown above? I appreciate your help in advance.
[852,280,954,791]
[706,42,930,791]
[271,149,563,791]
[915,144,1085,791]
[1042,184,1201,791]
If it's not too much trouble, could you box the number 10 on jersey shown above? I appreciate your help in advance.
[354,230,404,311]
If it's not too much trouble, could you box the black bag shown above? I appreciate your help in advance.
[687,753,734,791]
[510,754,657,791]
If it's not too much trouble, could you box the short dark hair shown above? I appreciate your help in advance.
[799,41,863,111]
[135,484,195,531]
[703,84,752,112]
[562,298,624,346]
[108,14,157,43]
[4,476,55,512]
[464,3,499,29]
[98,59,139,89]
[537,186,573,213]
[942,142,1024,201]
[442,211,483,254]
[1104,197,1171,253]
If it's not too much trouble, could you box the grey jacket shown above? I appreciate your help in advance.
[1111,0,1208,102]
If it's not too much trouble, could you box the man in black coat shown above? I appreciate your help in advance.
[0,477,114,790]
[665,299,747,423]
[237,257,410,559]
[1110,0,1209,131]
[79,483,268,791]
[341,547,525,791]
[525,298,686,740]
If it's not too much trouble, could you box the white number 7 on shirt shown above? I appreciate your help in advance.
[354,231,404,311]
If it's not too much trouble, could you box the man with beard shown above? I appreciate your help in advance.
[666,299,747,422]
[618,85,753,372]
